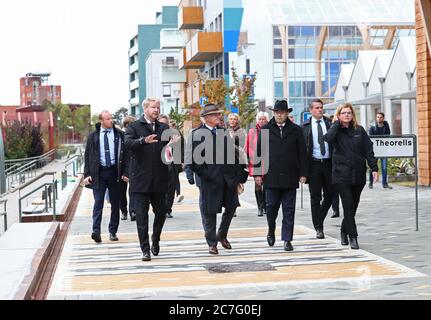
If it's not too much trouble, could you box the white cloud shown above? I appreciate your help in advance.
[0,0,179,114]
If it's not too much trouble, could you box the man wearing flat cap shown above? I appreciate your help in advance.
[254,100,308,252]
[186,104,248,255]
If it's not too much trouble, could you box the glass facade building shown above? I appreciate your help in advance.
[272,24,415,118]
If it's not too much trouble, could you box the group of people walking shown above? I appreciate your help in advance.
[84,96,384,262]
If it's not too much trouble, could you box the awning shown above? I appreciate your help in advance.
[324,100,345,110]
[386,89,416,100]
[351,94,382,105]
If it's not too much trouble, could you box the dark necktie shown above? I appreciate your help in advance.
[149,122,155,132]
[317,120,326,156]
[211,127,217,135]
[279,125,283,137]
[103,130,111,167]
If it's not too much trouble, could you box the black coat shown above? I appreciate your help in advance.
[84,123,128,190]
[187,125,248,215]
[324,121,378,186]
[124,116,170,193]
[256,117,308,189]
[301,116,333,161]
[369,121,391,136]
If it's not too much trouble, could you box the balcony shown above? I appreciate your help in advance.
[160,29,187,49]
[178,5,203,30]
[129,97,139,106]
[161,59,186,83]
[179,47,205,70]
[187,32,223,62]
[129,62,139,74]
[129,45,138,57]
[130,79,139,91]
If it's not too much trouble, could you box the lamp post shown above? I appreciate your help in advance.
[342,85,349,102]
[362,81,369,126]
[406,72,414,134]
[378,77,385,113]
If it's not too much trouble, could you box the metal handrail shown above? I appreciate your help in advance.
[0,199,7,232]
[12,171,57,193]
[18,182,57,222]
[5,149,56,167]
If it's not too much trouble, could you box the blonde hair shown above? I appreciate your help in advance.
[228,113,239,120]
[99,110,111,121]
[256,111,269,122]
[142,97,160,109]
[122,115,136,128]
[335,103,358,129]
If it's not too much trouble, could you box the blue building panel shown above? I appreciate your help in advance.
[223,8,244,30]
[224,0,243,8]
[223,30,241,52]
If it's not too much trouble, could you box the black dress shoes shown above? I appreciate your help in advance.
[331,211,340,218]
[151,242,160,256]
[109,233,119,241]
[142,251,151,261]
[121,213,127,220]
[91,232,102,243]
[166,212,173,218]
[316,229,325,239]
[218,238,232,250]
[258,209,263,217]
[349,237,359,250]
[209,246,219,255]
[341,232,349,246]
[130,212,136,221]
[284,241,294,251]
[267,234,275,247]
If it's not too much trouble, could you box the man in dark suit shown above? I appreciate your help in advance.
[124,98,179,261]
[254,100,308,252]
[301,98,333,239]
[83,110,129,243]
[187,104,248,255]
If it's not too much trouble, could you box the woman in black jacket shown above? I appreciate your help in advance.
[323,103,379,249]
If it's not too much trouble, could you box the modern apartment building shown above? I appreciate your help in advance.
[128,6,178,116]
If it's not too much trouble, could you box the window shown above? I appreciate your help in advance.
[216,62,223,78]
[273,26,281,38]
[210,67,215,78]
[274,48,283,60]
[166,56,175,65]
[210,22,214,32]
[218,14,222,32]
[274,81,284,98]
[274,38,282,45]
[163,84,171,97]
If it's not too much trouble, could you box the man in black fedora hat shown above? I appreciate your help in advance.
[186,103,248,255]
[254,100,308,252]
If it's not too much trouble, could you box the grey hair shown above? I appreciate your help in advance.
[256,111,269,122]
[142,97,160,109]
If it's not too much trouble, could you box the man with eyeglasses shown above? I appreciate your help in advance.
[301,99,333,239]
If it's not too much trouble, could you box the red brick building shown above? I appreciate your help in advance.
[416,0,431,185]
[20,73,61,107]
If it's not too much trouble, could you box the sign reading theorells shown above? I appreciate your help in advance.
[370,136,415,158]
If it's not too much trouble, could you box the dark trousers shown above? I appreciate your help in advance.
[166,165,178,214]
[119,180,128,215]
[175,170,181,196]
[131,192,167,253]
[335,183,365,238]
[308,160,333,231]
[92,166,120,235]
[332,189,340,213]
[265,188,297,241]
[199,185,236,247]
[255,183,266,212]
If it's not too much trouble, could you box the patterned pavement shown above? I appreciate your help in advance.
[47,175,431,300]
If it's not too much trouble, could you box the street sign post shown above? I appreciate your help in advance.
[370,135,419,231]
[301,111,312,124]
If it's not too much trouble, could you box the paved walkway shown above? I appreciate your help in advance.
[47,174,431,300]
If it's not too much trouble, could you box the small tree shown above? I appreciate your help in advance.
[169,105,189,132]
[230,66,258,128]
[113,107,129,125]
[74,105,91,140]
[203,77,232,115]
[28,123,44,157]
[3,121,33,159]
